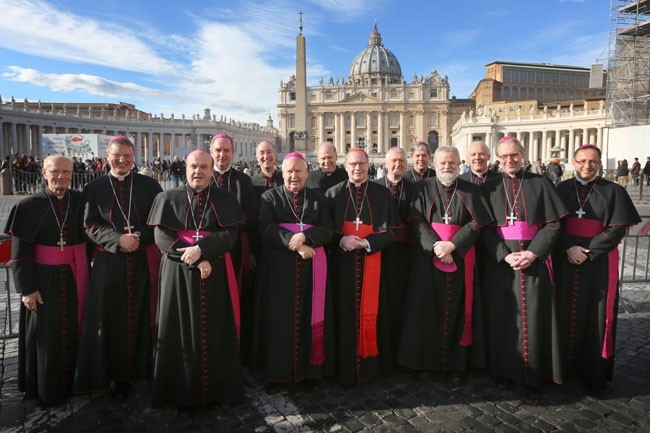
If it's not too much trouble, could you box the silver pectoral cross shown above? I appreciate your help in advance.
[124,223,134,234]
[57,233,66,251]
[192,230,204,242]
[575,208,586,219]
[354,216,363,231]
[506,211,517,226]
[298,221,305,232]
[443,213,451,224]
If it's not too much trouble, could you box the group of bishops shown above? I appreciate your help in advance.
[5,132,640,412]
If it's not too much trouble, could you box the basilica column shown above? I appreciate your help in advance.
[365,112,371,152]
[135,131,143,165]
[11,123,18,155]
[147,132,154,163]
[378,111,384,153]
[399,111,406,148]
[318,112,325,145]
[350,112,357,147]
[541,130,549,160]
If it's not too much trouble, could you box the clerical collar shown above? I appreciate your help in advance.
[215,166,231,175]
[110,172,129,181]
[575,176,595,186]
[350,180,366,188]
[472,170,487,177]
[386,177,401,185]
[504,170,523,179]
[261,169,276,178]
[46,189,67,200]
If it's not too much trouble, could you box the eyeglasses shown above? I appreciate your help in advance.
[574,159,600,166]
[108,152,134,160]
[46,170,73,176]
[498,153,521,161]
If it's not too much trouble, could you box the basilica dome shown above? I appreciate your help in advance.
[349,23,403,86]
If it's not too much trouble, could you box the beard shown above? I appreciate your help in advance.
[437,171,458,185]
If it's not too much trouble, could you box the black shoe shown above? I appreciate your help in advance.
[112,382,131,400]
[265,383,285,395]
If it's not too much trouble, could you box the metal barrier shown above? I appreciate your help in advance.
[619,215,650,313]
[0,233,15,340]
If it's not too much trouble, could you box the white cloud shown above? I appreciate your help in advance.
[3,66,159,98]
[0,0,177,75]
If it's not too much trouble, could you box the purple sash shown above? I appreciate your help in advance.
[279,223,327,365]
[430,222,475,346]
[33,243,89,330]
[565,217,617,359]
[177,230,241,341]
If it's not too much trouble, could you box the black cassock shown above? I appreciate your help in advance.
[74,173,162,393]
[326,180,400,384]
[373,176,414,363]
[481,171,567,386]
[398,178,493,373]
[306,166,348,194]
[251,170,283,199]
[212,168,259,365]
[4,190,87,406]
[147,185,246,408]
[252,185,335,383]
[553,177,640,390]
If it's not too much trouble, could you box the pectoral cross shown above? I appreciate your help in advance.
[124,222,134,234]
[354,216,363,231]
[575,208,586,219]
[443,213,451,224]
[57,233,66,251]
[298,221,305,232]
[506,211,517,226]
[192,230,204,242]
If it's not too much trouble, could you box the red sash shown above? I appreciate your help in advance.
[279,223,327,365]
[33,243,89,330]
[395,225,410,242]
[565,217,617,359]
[430,223,475,346]
[342,221,381,358]
[177,230,240,341]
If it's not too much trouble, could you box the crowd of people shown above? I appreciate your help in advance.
[3,134,641,414]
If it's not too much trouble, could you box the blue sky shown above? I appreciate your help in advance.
[0,0,610,124]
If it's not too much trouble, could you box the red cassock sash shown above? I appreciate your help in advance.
[565,217,617,359]
[430,222,475,346]
[33,243,89,330]
[342,221,381,358]
[177,230,240,341]
[496,221,555,294]
[279,223,327,365]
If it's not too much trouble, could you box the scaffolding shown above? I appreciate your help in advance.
[607,0,650,126]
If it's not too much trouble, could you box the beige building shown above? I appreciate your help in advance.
[0,99,279,165]
[277,24,472,159]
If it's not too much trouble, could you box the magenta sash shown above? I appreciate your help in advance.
[430,223,476,346]
[33,243,89,330]
[496,221,556,295]
[279,223,327,364]
[496,221,540,240]
[177,230,241,341]
[565,217,618,358]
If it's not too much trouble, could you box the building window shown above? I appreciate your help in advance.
[372,116,378,127]
[430,89,438,98]
[345,117,351,128]
[325,92,332,101]
[290,115,295,128]
[357,114,365,127]
[390,114,399,128]
[430,114,438,126]
[326,115,334,127]
[290,92,296,101]
[390,90,399,99]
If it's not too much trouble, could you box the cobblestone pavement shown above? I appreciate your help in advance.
[1,195,649,432]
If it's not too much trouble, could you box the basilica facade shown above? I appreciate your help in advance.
[277,24,472,159]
